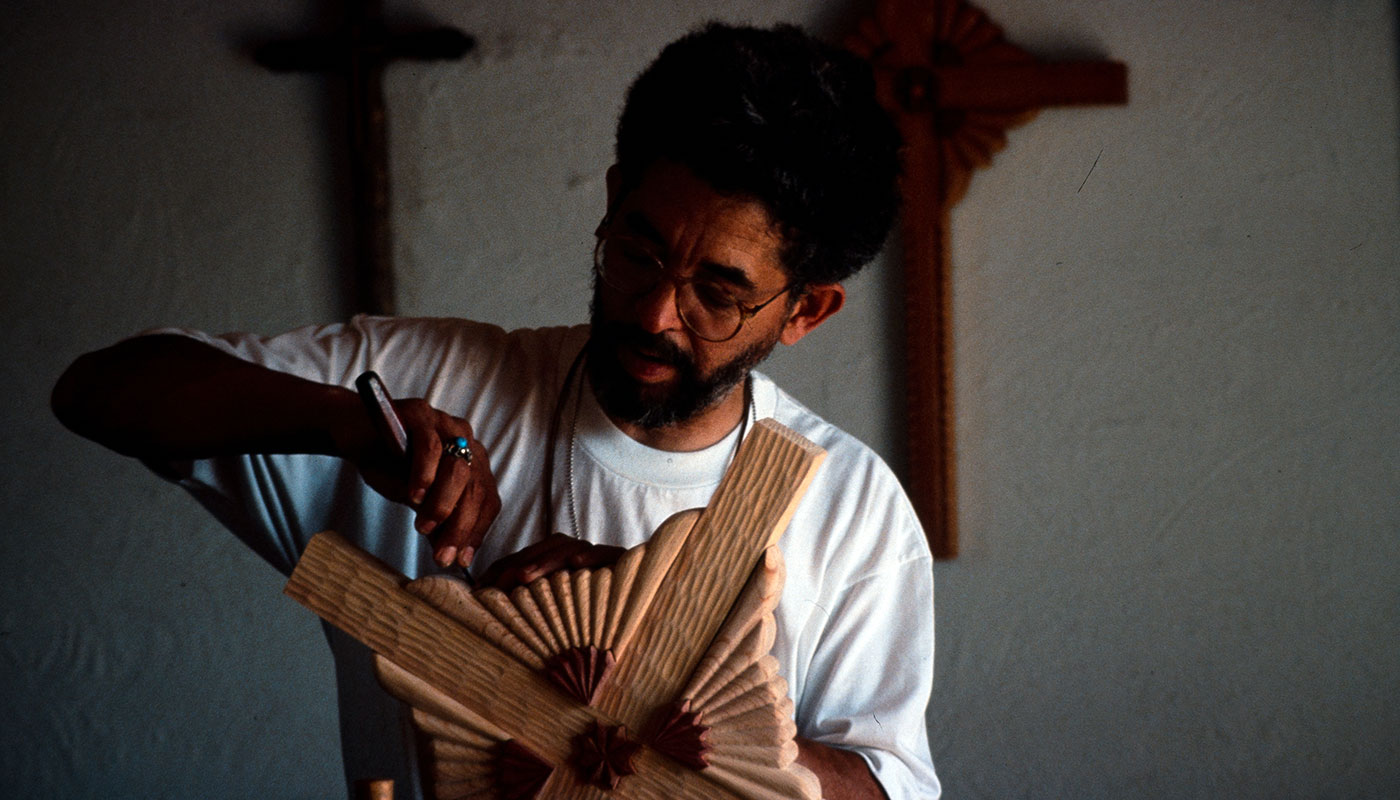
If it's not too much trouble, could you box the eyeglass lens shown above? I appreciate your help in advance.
[597,239,743,341]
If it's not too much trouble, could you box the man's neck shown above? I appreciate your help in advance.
[605,380,748,452]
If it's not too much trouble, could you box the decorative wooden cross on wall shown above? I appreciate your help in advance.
[286,419,827,799]
[254,0,474,315]
[846,0,1128,559]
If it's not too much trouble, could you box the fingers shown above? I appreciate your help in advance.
[480,533,580,588]
[431,472,501,568]
[413,438,470,533]
[420,438,500,568]
[569,543,626,569]
[479,534,625,591]
[403,401,455,506]
[388,399,500,568]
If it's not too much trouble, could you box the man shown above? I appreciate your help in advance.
[53,23,939,800]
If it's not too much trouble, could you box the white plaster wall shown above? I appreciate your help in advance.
[2,0,1396,797]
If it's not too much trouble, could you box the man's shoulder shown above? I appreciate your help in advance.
[337,317,589,401]
[753,372,931,573]
[341,315,585,356]
[149,316,587,385]
[753,371,896,482]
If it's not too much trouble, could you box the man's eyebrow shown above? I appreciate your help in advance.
[623,211,666,248]
[700,261,757,292]
[622,211,758,292]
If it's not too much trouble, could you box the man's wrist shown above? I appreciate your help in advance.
[318,383,373,459]
[795,737,888,800]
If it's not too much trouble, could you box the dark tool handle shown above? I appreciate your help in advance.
[355,370,409,458]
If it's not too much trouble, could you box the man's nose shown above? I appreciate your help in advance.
[630,278,685,334]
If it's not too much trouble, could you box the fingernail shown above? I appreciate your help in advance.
[410,488,426,505]
[436,546,457,568]
[458,546,475,567]
[417,518,437,534]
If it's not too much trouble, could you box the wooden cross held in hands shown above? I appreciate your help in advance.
[846,0,1128,558]
[286,419,828,799]
[254,0,474,315]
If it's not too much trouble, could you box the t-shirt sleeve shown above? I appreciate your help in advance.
[799,554,940,798]
[777,430,941,799]
[761,387,941,798]
[139,314,452,393]
[134,316,452,576]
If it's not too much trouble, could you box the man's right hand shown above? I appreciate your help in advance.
[333,397,500,569]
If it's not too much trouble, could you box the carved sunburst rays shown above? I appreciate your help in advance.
[374,658,555,800]
[848,0,1040,206]
[380,535,817,795]
[378,512,693,798]
[378,510,817,799]
[650,546,819,800]
[405,509,699,706]
[284,420,830,799]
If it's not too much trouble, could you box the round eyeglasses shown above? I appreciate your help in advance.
[593,236,791,343]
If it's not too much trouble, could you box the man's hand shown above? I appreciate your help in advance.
[479,532,626,590]
[334,397,501,569]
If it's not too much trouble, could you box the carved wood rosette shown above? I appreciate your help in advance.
[286,419,827,799]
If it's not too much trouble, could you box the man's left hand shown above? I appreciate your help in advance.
[479,532,626,590]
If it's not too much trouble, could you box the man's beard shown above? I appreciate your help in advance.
[586,290,778,430]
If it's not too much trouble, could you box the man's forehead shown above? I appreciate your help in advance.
[610,162,788,286]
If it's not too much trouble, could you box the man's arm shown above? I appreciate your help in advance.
[52,333,499,567]
[53,334,357,459]
[797,737,889,800]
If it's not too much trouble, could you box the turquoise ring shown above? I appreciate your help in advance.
[443,436,473,465]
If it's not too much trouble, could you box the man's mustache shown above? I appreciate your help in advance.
[596,321,691,369]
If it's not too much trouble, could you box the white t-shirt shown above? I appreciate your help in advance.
[157,315,940,799]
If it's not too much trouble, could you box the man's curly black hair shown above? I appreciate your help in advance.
[614,22,902,291]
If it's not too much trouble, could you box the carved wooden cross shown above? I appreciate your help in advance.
[846,0,1128,558]
[254,0,474,315]
[286,419,827,799]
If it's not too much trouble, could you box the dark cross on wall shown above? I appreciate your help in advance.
[846,0,1128,558]
[254,0,474,315]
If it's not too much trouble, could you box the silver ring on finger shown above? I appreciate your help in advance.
[443,436,473,466]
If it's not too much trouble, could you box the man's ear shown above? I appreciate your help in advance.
[780,283,846,345]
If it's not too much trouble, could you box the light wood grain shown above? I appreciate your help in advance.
[285,420,826,799]
[682,547,783,706]
[407,575,544,670]
[285,533,591,761]
[598,420,825,728]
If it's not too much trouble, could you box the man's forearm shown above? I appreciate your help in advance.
[796,737,889,800]
[52,334,362,461]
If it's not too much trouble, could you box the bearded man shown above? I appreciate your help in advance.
[54,22,940,800]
